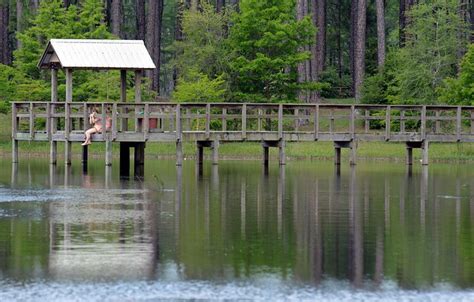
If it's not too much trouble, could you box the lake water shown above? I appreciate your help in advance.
[0,158,473,301]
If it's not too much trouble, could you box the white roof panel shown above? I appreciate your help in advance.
[38,39,156,70]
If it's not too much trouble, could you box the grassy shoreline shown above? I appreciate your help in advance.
[2,113,474,163]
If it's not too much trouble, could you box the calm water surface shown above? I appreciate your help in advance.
[0,158,473,301]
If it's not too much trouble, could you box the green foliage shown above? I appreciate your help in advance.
[319,67,352,99]
[387,0,469,104]
[439,44,474,105]
[173,69,226,103]
[9,0,115,104]
[227,0,315,102]
[171,1,230,79]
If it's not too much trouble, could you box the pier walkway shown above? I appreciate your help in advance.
[11,101,474,176]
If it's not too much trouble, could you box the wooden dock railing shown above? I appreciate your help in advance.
[12,102,474,143]
[11,102,474,168]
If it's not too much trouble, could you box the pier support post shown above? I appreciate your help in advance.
[65,141,72,165]
[405,141,429,166]
[263,145,269,167]
[334,141,356,165]
[120,142,130,178]
[134,142,145,178]
[334,147,341,165]
[176,141,183,166]
[105,139,112,166]
[421,140,429,166]
[211,140,219,165]
[12,140,18,164]
[50,141,57,165]
[406,147,413,165]
[349,141,357,166]
[82,145,88,164]
[196,143,204,166]
[278,140,286,165]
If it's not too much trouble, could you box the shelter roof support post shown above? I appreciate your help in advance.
[65,68,73,166]
[50,68,58,165]
[120,70,128,132]
[135,70,142,132]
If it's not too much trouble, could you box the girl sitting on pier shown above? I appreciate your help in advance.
[82,107,112,146]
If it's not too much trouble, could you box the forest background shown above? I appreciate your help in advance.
[0,0,472,113]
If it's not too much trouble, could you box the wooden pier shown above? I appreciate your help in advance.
[11,101,474,176]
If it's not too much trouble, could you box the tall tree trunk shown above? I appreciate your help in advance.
[350,0,357,95]
[399,0,415,46]
[16,0,23,48]
[311,0,326,102]
[354,0,366,100]
[173,0,186,90]
[375,0,385,67]
[146,0,164,94]
[136,0,145,40]
[297,0,308,102]
[111,0,122,37]
[337,0,342,79]
[216,0,225,12]
[0,3,11,65]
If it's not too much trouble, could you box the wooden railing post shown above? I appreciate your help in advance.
[278,104,283,139]
[46,103,51,141]
[222,108,227,131]
[144,103,150,140]
[314,104,319,140]
[112,103,118,140]
[456,106,462,141]
[11,103,17,140]
[206,103,211,139]
[365,109,370,133]
[421,106,426,139]
[400,110,405,133]
[350,105,355,139]
[29,103,34,140]
[242,104,247,139]
[176,104,182,141]
[65,102,70,140]
[385,106,391,141]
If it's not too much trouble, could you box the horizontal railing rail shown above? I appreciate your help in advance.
[11,102,474,143]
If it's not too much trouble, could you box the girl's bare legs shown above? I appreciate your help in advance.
[82,128,97,145]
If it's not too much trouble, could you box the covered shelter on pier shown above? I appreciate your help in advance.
[35,39,156,173]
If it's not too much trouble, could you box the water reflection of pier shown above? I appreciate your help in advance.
[10,165,160,281]
[6,162,472,287]
[170,163,471,287]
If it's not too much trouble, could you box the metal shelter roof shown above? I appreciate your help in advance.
[38,39,156,70]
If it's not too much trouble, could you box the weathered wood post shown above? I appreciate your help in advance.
[278,140,286,165]
[334,146,341,165]
[11,103,18,163]
[135,70,142,132]
[50,67,58,165]
[211,140,219,165]
[196,142,204,166]
[421,140,429,166]
[64,68,73,166]
[349,141,357,166]
[406,146,413,165]
[82,103,88,168]
[263,144,269,167]
[134,142,145,178]
[176,104,183,166]
[120,142,130,178]
[120,70,128,132]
